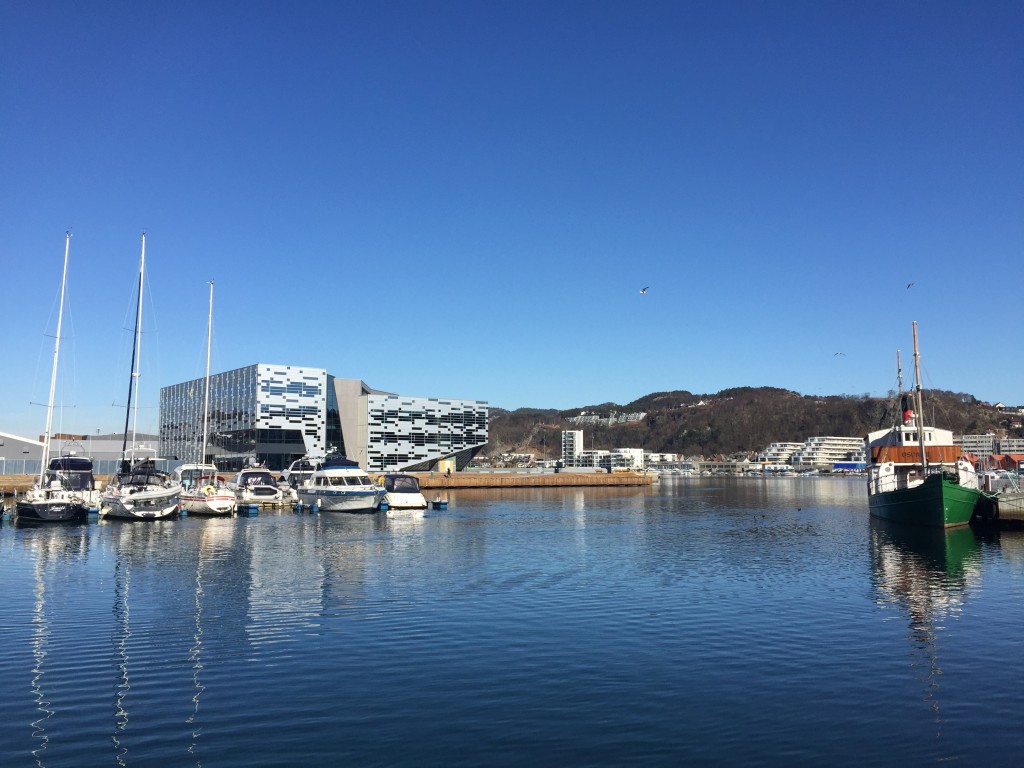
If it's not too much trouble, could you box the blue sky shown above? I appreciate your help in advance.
[2,1,1021,438]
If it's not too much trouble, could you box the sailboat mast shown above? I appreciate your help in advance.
[38,231,72,485]
[129,233,146,463]
[119,232,145,470]
[200,280,213,464]
[912,321,927,469]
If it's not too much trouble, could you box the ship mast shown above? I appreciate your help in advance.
[912,321,927,469]
[38,232,72,486]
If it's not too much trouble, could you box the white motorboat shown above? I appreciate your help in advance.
[229,466,285,505]
[380,473,428,510]
[15,233,89,525]
[280,457,322,502]
[175,463,237,516]
[297,458,383,513]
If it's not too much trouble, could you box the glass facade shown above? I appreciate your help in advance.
[160,364,327,471]
[160,365,487,473]
[365,394,488,472]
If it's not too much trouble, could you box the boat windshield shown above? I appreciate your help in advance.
[46,469,94,491]
[243,471,276,486]
[385,475,421,493]
[119,469,167,487]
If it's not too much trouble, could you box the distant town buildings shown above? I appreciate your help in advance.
[568,411,646,426]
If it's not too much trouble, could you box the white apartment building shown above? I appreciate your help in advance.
[574,448,642,471]
[611,447,644,470]
[756,442,803,464]
[789,436,866,468]
[956,433,998,457]
[1000,437,1024,454]
[561,430,584,467]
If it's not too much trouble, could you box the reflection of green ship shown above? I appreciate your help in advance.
[870,518,981,743]
[871,519,979,581]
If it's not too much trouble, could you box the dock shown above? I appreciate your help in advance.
[388,471,656,490]
[989,492,1024,525]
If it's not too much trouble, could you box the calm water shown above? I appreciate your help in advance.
[2,477,1023,766]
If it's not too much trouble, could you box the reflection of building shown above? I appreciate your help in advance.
[159,364,488,472]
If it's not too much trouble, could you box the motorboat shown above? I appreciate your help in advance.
[380,473,428,510]
[280,457,323,502]
[229,466,285,505]
[297,457,383,513]
[175,463,237,516]
[100,461,181,520]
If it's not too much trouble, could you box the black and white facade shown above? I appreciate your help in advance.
[160,364,487,472]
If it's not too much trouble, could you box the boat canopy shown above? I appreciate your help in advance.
[118,467,169,486]
[321,457,360,470]
[48,456,94,472]
[384,474,421,493]
[240,469,277,486]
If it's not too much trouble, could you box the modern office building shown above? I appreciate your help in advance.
[159,364,488,472]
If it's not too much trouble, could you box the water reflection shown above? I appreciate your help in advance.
[110,526,134,766]
[23,526,91,767]
[870,519,982,736]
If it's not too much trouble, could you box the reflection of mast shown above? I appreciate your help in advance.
[870,520,980,738]
[30,546,53,766]
[112,542,132,767]
[187,530,207,758]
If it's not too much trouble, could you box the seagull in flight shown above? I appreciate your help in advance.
[834,352,846,356]
[906,282,914,289]
[640,287,648,294]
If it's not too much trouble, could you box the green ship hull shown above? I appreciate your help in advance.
[868,472,982,529]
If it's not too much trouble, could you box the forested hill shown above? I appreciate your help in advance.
[486,387,1017,460]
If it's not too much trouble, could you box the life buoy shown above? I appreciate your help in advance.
[204,485,216,496]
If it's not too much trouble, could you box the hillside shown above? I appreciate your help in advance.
[486,387,1018,460]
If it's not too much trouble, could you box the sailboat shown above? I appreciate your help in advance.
[177,281,237,516]
[16,232,89,524]
[864,322,984,528]
[100,233,180,521]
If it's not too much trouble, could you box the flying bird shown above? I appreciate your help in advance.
[834,352,846,356]
[640,287,648,294]
[906,282,914,289]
